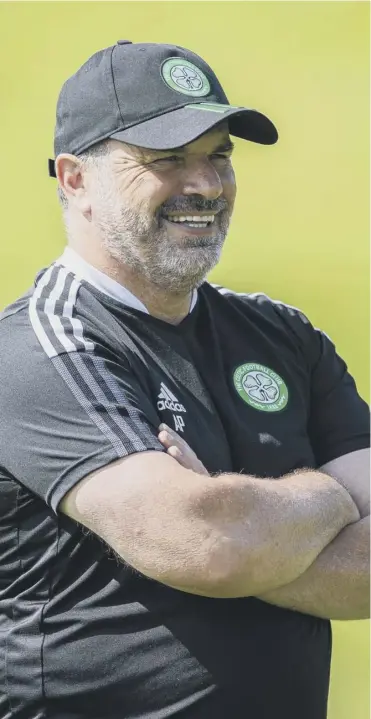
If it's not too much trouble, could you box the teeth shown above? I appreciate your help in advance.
[166,214,215,223]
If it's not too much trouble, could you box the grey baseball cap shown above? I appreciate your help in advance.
[48,40,278,177]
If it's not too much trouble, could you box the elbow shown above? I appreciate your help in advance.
[151,535,255,599]
[333,605,370,621]
[159,542,247,599]
[192,535,260,599]
[342,588,371,621]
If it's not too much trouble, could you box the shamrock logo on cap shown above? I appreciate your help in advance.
[161,58,211,97]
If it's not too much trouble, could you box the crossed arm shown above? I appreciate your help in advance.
[257,448,370,619]
[159,427,370,620]
[257,515,369,619]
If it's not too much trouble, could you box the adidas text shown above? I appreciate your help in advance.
[157,399,186,413]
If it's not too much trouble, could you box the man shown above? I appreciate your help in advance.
[0,40,369,719]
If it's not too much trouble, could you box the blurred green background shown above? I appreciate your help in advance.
[0,1,369,717]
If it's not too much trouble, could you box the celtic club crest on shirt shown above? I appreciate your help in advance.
[233,363,289,412]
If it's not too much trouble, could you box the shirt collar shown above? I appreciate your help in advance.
[56,247,198,315]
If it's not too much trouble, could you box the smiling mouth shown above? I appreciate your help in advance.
[161,213,216,228]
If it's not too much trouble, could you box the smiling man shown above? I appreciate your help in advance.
[59,127,236,321]
[0,41,369,719]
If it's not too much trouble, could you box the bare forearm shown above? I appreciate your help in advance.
[258,515,370,619]
[191,469,360,598]
[321,449,370,520]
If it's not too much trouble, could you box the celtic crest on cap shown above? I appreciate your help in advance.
[161,58,211,97]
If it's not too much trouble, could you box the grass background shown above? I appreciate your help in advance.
[0,1,369,717]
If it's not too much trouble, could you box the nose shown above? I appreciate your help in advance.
[181,158,223,201]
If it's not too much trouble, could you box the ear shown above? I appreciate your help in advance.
[55,153,91,214]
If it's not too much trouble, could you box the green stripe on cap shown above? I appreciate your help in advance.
[187,103,241,113]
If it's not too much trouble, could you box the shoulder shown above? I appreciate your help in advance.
[203,282,331,359]
[0,262,99,359]
[206,282,314,328]
[0,285,36,351]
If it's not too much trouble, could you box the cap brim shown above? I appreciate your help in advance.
[48,102,277,177]
[109,102,278,150]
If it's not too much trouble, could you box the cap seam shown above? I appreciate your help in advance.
[110,44,126,126]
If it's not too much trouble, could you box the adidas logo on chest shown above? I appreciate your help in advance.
[157,382,186,413]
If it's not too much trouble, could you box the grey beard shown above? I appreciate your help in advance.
[98,210,229,293]
[142,239,225,293]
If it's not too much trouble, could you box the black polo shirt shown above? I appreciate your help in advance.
[0,253,369,719]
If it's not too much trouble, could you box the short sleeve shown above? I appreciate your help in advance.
[0,323,164,515]
[307,329,370,466]
[267,299,370,466]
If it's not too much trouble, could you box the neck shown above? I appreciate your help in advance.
[68,241,192,325]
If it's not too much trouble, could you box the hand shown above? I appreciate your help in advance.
[158,424,210,476]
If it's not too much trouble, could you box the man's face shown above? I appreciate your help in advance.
[86,124,236,293]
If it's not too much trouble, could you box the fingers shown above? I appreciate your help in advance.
[159,423,173,436]
[162,436,192,470]
[158,427,187,463]
[167,445,193,470]
[167,445,182,460]
[157,424,210,476]
[158,424,185,451]
[158,429,179,449]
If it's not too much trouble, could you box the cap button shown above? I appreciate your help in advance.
[117,40,132,45]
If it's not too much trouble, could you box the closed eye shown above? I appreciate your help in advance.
[210,152,232,160]
[151,155,182,166]
[149,149,233,168]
